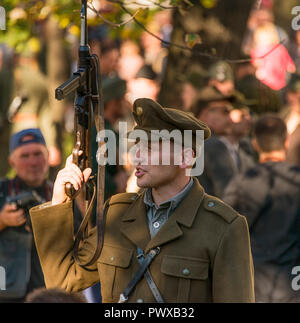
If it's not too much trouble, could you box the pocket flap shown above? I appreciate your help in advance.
[161,255,209,280]
[98,245,133,268]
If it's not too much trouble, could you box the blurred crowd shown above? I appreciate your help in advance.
[1,1,300,303]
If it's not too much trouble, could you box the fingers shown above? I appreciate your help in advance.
[83,168,92,183]
[70,163,84,182]
[58,164,88,192]
[3,203,18,211]
[65,150,83,167]
[65,154,73,167]
[15,211,26,226]
[54,152,92,204]
[1,206,26,227]
[61,171,83,191]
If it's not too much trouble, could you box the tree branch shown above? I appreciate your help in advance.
[108,0,177,10]
[115,1,285,64]
[87,2,140,28]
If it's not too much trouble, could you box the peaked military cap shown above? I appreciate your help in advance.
[130,98,211,151]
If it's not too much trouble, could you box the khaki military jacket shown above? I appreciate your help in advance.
[30,179,254,303]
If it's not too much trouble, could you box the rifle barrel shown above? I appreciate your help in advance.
[55,73,82,100]
[80,0,88,46]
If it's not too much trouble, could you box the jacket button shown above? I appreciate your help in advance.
[137,298,144,303]
[153,222,160,229]
[182,268,190,276]
[208,201,215,207]
[110,256,114,262]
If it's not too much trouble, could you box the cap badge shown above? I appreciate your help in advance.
[136,107,143,116]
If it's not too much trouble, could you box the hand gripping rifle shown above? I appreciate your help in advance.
[55,0,105,267]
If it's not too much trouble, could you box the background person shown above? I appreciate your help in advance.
[223,115,300,302]
[25,287,87,303]
[192,86,237,197]
[0,128,52,302]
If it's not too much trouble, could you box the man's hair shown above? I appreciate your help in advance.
[25,287,87,303]
[253,115,287,152]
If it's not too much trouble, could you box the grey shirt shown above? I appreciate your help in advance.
[144,178,194,238]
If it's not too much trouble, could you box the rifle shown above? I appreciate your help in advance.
[55,0,105,267]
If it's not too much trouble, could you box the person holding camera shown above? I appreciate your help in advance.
[0,128,52,302]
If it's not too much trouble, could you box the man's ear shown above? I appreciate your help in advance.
[180,148,195,169]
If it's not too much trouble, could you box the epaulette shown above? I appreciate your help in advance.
[203,194,238,224]
[109,192,139,206]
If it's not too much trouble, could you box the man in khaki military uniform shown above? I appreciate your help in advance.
[30,98,254,303]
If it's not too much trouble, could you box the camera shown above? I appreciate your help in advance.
[6,191,42,210]
[6,191,43,228]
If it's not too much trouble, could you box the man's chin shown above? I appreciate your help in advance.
[136,176,150,188]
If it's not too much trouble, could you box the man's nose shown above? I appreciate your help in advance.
[28,155,41,166]
[133,146,147,165]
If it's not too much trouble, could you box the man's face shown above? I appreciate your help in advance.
[9,143,49,187]
[109,98,129,120]
[199,101,233,136]
[209,79,234,96]
[128,78,159,102]
[134,141,183,189]
[101,49,120,75]
[230,108,252,138]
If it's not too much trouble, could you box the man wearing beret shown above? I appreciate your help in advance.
[30,98,254,303]
[0,128,52,302]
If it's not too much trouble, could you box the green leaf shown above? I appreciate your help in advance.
[185,33,202,48]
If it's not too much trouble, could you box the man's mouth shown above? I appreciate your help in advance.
[135,166,147,178]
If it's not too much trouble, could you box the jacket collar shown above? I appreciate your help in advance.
[120,178,205,253]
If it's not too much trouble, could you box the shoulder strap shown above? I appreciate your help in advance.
[203,193,238,224]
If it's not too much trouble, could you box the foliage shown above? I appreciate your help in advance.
[0,0,181,53]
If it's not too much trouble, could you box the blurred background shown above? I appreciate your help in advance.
[2,0,300,303]
[0,0,299,179]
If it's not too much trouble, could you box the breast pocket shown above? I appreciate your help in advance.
[97,244,133,301]
[161,255,210,302]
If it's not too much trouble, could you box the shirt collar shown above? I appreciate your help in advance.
[144,177,194,211]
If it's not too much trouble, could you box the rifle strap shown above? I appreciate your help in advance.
[118,247,161,303]
[136,247,164,303]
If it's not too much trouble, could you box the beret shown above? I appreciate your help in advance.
[130,98,211,152]
[208,60,234,82]
[192,86,235,117]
